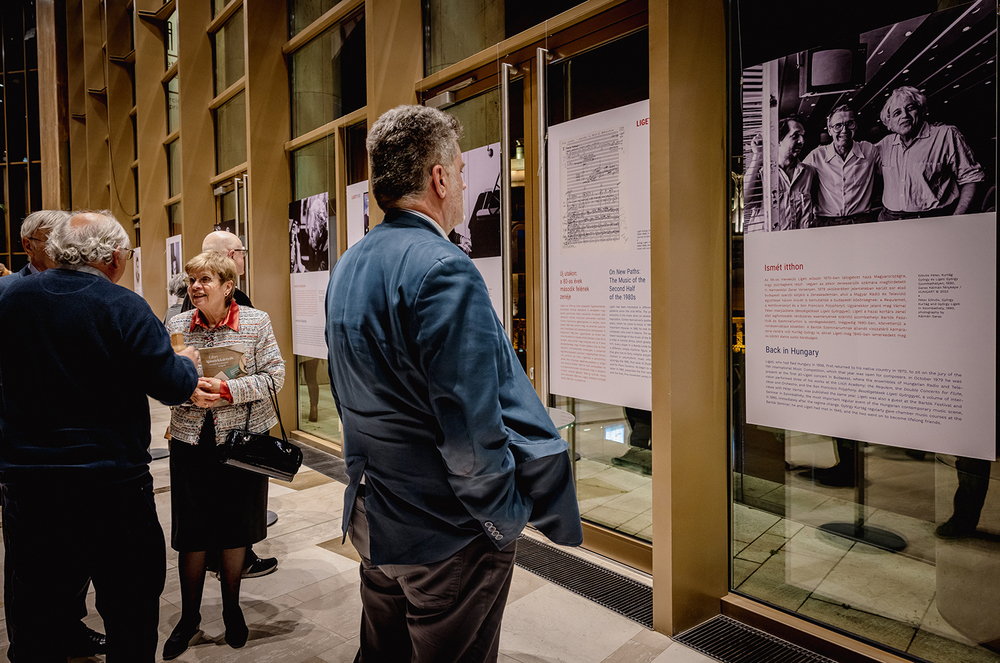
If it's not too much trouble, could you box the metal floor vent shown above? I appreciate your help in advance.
[513,535,653,628]
[673,615,838,663]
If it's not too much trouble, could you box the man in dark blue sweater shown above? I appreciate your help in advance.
[0,211,200,662]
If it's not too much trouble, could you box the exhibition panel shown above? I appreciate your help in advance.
[731,1,998,659]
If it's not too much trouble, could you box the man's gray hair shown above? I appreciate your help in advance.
[880,86,927,126]
[46,210,130,266]
[167,272,190,298]
[366,105,463,210]
[827,104,856,123]
[21,210,71,239]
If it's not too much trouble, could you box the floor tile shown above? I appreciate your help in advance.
[499,583,645,663]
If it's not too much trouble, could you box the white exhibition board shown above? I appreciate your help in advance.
[132,247,142,297]
[165,234,182,307]
[289,192,330,359]
[346,180,369,249]
[547,100,652,410]
[745,213,997,459]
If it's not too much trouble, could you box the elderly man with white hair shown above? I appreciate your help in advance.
[0,209,70,296]
[876,85,985,220]
[0,210,200,662]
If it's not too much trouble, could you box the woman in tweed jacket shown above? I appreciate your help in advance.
[162,252,285,658]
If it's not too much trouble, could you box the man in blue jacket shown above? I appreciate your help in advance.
[326,105,581,663]
[0,211,200,661]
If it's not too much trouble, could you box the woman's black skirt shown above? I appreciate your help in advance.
[169,416,268,552]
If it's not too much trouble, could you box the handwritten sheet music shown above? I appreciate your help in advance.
[548,100,651,410]
[560,126,628,250]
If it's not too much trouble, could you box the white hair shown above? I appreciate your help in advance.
[46,210,130,266]
[21,210,71,239]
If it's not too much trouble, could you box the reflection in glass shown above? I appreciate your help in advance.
[290,137,340,441]
[291,135,335,202]
[167,140,181,197]
[215,90,247,173]
[165,11,178,69]
[553,396,652,543]
[167,202,182,237]
[213,8,244,96]
[166,76,179,134]
[344,122,368,185]
[290,11,366,137]
[423,0,588,76]
[288,0,339,38]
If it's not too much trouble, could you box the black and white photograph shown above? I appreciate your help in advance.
[165,235,183,306]
[449,143,502,259]
[742,0,996,232]
[289,192,331,273]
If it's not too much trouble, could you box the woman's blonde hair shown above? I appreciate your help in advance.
[185,252,237,304]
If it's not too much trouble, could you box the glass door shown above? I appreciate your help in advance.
[421,0,652,554]
[213,172,249,294]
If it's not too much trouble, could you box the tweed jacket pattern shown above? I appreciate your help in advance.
[166,305,285,446]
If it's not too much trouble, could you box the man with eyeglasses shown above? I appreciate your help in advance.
[0,210,201,661]
[0,210,67,297]
[175,230,280,580]
[876,86,984,220]
[802,104,881,226]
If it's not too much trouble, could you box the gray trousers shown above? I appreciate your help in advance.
[348,491,516,663]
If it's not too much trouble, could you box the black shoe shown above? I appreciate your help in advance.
[224,609,249,649]
[242,555,278,578]
[798,466,855,487]
[65,623,107,657]
[162,620,200,660]
[935,518,977,539]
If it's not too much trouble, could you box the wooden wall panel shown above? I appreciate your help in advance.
[134,8,172,317]
[65,0,90,210]
[81,0,111,210]
[245,0,295,426]
[176,0,217,257]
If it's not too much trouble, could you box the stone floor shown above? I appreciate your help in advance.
[0,398,713,663]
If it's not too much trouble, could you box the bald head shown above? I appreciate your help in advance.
[202,230,245,275]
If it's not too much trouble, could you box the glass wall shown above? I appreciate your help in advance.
[0,0,41,274]
[287,4,368,441]
[730,1,998,660]
[547,28,652,545]
[213,8,244,95]
[422,0,589,76]
[290,9,366,138]
[215,91,246,173]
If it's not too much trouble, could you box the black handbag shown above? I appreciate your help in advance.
[221,377,303,482]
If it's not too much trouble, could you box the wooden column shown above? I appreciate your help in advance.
[176,0,217,257]
[245,0,295,426]
[363,0,423,227]
[649,0,729,635]
[134,0,173,317]
[37,0,72,210]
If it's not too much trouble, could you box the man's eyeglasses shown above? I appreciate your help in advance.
[25,236,46,244]
[231,248,249,256]
[829,120,857,133]
[117,247,135,261]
